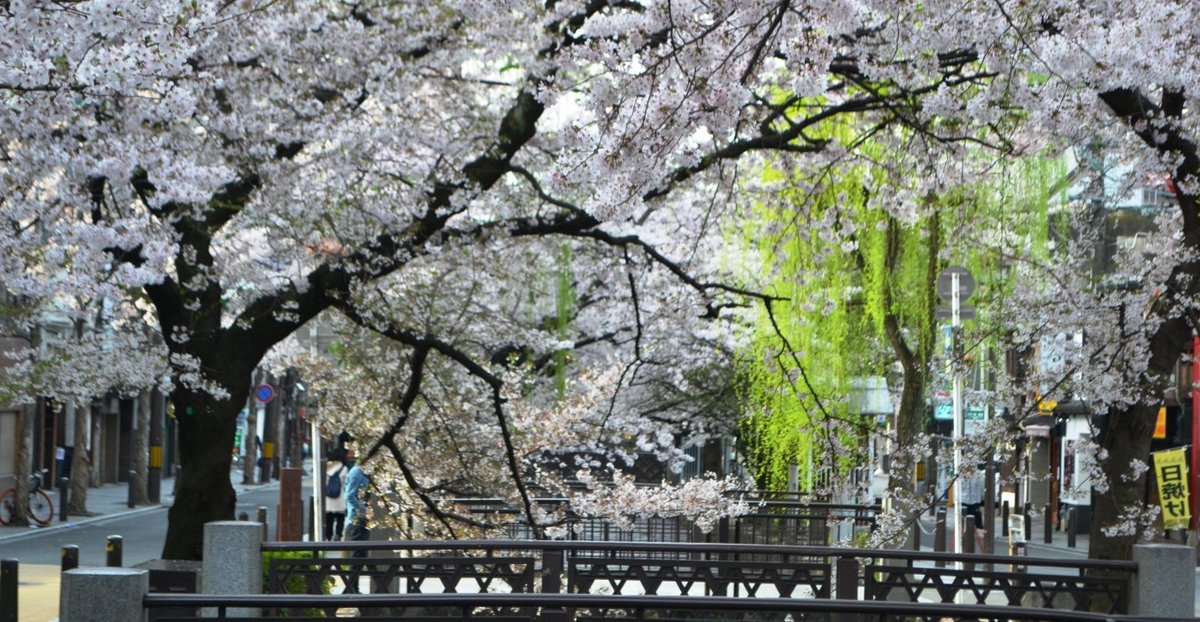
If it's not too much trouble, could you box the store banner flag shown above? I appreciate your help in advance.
[1153,447,1191,530]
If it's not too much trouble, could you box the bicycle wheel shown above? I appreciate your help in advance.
[0,489,15,526]
[28,489,53,526]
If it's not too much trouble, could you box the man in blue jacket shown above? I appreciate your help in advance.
[344,452,371,559]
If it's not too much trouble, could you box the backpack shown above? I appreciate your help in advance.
[325,466,343,498]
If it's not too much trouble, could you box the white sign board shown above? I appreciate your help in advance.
[1008,514,1026,543]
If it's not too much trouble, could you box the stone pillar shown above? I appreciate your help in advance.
[60,567,148,622]
[277,467,303,541]
[203,521,264,617]
[1132,544,1194,618]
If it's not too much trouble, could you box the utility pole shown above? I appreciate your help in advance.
[260,372,277,483]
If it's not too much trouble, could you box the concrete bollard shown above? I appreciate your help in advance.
[202,521,264,618]
[61,545,79,573]
[1132,544,1194,618]
[106,535,123,567]
[257,507,269,542]
[60,567,148,622]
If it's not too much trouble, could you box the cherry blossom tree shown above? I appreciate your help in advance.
[1,0,1197,562]
[281,230,748,538]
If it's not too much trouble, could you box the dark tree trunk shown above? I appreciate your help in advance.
[883,214,939,506]
[67,399,91,515]
[161,375,252,560]
[9,402,34,527]
[132,390,151,506]
[1089,404,1156,562]
[887,366,927,497]
[1089,313,1192,563]
[1090,87,1200,565]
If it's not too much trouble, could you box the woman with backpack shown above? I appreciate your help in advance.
[323,449,351,541]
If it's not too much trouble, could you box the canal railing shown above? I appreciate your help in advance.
[36,521,1198,621]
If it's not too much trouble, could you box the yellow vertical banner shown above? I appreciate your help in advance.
[1153,447,1191,530]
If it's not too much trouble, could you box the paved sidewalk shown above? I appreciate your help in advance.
[915,507,1093,557]
[0,466,279,544]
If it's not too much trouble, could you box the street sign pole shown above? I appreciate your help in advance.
[951,274,970,604]
[935,266,974,595]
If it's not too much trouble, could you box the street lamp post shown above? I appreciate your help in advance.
[951,273,963,560]
[936,266,974,590]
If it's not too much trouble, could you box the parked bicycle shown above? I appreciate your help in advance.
[0,468,54,526]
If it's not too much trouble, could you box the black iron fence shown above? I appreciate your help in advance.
[252,539,1133,618]
[144,590,1154,621]
[461,498,880,546]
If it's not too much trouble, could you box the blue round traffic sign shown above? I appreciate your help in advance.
[255,384,276,403]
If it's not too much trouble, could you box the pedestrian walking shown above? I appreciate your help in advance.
[344,451,372,558]
[323,449,350,541]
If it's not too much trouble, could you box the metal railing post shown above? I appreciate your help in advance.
[539,547,568,622]
[1001,500,1009,537]
[1,559,16,622]
[963,522,976,572]
[933,507,947,567]
[541,549,563,594]
[835,555,859,599]
[1067,507,1077,548]
[61,545,79,573]
[127,471,136,509]
[106,535,123,567]
[912,516,921,551]
[833,554,860,622]
[1042,503,1051,544]
[58,477,70,522]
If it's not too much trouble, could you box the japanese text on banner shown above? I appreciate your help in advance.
[1153,447,1191,530]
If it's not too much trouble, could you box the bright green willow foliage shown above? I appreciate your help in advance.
[737,122,1067,492]
[737,128,888,491]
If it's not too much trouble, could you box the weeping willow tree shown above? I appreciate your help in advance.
[737,112,1068,509]
[737,117,901,494]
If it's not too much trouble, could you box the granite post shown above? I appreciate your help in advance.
[60,567,148,622]
[202,521,264,617]
[277,467,303,541]
[1132,543,1194,618]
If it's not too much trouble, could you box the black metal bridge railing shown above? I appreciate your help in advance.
[255,539,1134,617]
[459,497,881,546]
[144,591,1157,622]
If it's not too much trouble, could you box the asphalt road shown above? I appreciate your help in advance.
[3,485,291,566]
[6,485,303,622]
